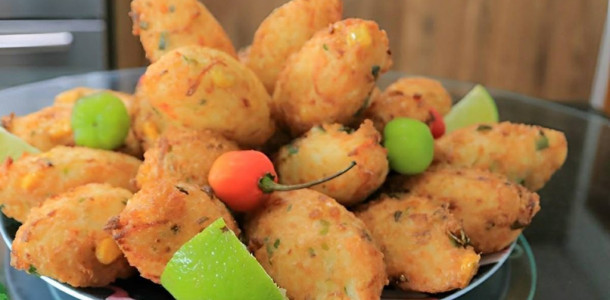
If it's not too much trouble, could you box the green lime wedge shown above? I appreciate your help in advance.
[444,84,499,133]
[161,218,286,300]
[0,126,39,163]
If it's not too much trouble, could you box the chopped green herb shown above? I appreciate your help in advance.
[62,167,70,175]
[175,186,189,195]
[78,198,86,203]
[517,178,526,185]
[387,192,402,199]
[158,31,168,50]
[0,204,4,210]
[168,5,175,12]
[536,135,549,150]
[308,247,316,257]
[199,99,207,105]
[323,44,329,51]
[182,55,198,65]
[319,219,330,235]
[476,124,493,132]
[354,92,372,117]
[286,204,292,212]
[321,242,330,251]
[510,220,527,230]
[266,240,274,257]
[139,21,149,30]
[448,230,470,248]
[393,210,403,222]
[339,126,355,134]
[371,65,381,79]
[273,238,280,249]
[121,199,128,205]
[27,265,39,276]
[287,144,299,155]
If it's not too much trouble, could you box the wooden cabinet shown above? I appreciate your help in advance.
[111,0,608,103]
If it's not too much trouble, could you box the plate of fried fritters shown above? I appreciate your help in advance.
[0,0,567,299]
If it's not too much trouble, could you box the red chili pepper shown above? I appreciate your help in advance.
[427,108,445,139]
[208,150,356,212]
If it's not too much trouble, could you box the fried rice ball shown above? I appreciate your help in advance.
[355,193,480,293]
[0,146,140,222]
[435,122,568,191]
[11,184,134,287]
[364,77,453,132]
[389,166,541,253]
[130,0,236,62]
[2,87,142,157]
[133,46,275,150]
[108,179,239,283]
[135,126,239,188]
[246,0,343,93]
[273,18,392,136]
[276,120,388,206]
[245,189,387,300]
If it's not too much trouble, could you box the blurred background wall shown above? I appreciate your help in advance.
[109,0,607,103]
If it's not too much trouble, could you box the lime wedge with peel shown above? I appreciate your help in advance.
[0,126,39,162]
[444,84,499,133]
[161,218,286,300]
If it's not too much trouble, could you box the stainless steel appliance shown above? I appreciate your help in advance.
[0,0,107,90]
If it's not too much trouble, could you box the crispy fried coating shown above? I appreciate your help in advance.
[276,120,388,206]
[365,77,452,132]
[435,122,568,191]
[11,184,134,287]
[136,126,239,188]
[133,46,275,150]
[130,0,236,62]
[245,189,387,300]
[273,18,392,136]
[389,166,541,253]
[2,87,142,157]
[355,193,480,293]
[109,179,239,283]
[0,146,140,222]
[246,0,343,93]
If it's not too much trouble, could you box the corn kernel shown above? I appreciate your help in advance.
[20,171,44,191]
[143,121,159,140]
[211,68,234,88]
[346,25,372,47]
[95,237,122,265]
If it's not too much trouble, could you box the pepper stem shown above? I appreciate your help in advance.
[258,161,357,193]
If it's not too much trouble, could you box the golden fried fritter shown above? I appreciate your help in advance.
[276,120,388,206]
[2,87,143,157]
[389,166,540,253]
[0,146,141,222]
[133,46,275,149]
[109,179,239,283]
[435,122,568,191]
[355,193,480,293]
[273,18,392,136]
[11,184,134,287]
[246,0,343,93]
[136,126,239,188]
[245,189,387,300]
[365,77,452,132]
[130,0,236,62]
